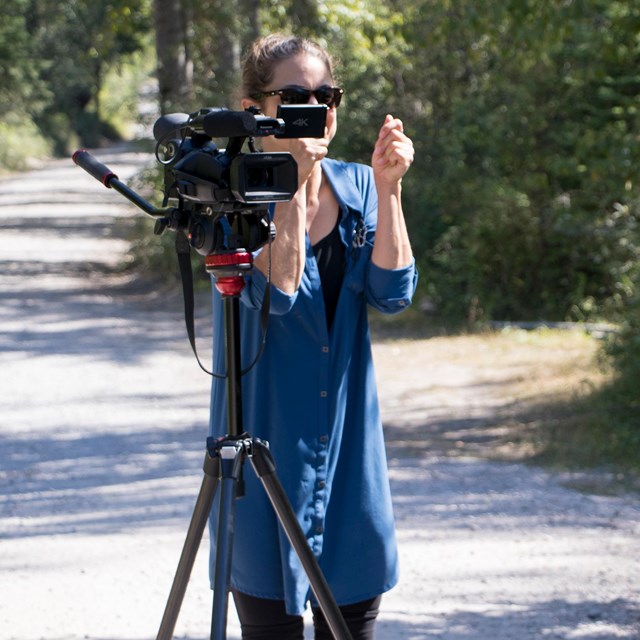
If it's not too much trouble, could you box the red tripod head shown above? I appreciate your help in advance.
[205,251,253,296]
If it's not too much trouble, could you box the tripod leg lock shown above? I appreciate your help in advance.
[202,449,221,479]
[247,438,277,477]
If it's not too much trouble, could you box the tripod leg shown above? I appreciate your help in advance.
[211,440,245,640]
[249,440,353,640]
[156,452,220,640]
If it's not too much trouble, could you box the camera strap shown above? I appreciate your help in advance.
[174,230,270,378]
[175,231,220,377]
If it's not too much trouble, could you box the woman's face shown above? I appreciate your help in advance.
[245,52,338,151]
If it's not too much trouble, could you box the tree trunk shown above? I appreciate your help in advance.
[239,0,261,44]
[154,0,193,114]
[289,0,320,33]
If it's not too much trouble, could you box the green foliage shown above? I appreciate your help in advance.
[307,0,411,162]
[0,0,49,118]
[125,163,209,285]
[431,185,640,322]
[2,0,153,155]
[598,287,640,445]
[0,116,52,173]
[397,0,640,323]
[99,40,157,139]
[540,300,640,473]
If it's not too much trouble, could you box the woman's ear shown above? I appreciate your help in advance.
[241,98,260,111]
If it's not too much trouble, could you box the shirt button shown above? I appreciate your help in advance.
[320,390,327,398]
[318,480,326,489]
[319,434,329,444]
[322,346,329,353]
[316,525,324,534]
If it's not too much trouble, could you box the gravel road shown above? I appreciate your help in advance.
[1,147,639,640]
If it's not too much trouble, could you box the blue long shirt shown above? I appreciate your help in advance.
[208,157,418,615]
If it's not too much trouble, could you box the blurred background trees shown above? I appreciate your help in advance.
[0,0,151,155]
[1,0,639,459]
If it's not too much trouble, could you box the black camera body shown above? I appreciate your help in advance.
[156,105,327,205]
[170,140,298,205]
[153,105,327,255]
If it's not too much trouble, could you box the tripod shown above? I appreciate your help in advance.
[71,148,352,640]
[155,250,353,640]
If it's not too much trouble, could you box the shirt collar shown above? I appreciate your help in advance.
[320,158,365,215]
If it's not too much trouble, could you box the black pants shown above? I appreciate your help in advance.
[231,589,382,640]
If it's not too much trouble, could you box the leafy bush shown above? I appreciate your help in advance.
[544,312,640,472]
[0,117,53,172]
[599,295,640,441]
[430,184,640,323]
[125,162,210,287]
[398,0,640,325]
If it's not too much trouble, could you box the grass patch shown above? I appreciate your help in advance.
[375,326,639,485]
[0,117,53,173]
[532,376,640,473]
[463,328,640,474]
[492,327,640,476]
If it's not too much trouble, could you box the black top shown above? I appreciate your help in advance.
[312,217,345,330]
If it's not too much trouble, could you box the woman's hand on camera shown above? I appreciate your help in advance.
[288,136,329,184]
[372,115,414,188]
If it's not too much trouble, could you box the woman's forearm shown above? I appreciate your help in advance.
[253,191,307,295]
[372,182,413,270]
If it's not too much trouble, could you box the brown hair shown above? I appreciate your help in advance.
[241,34,337,101]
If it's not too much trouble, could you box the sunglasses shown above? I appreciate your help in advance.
[254,85,344,108]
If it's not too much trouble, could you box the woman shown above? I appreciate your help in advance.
[208,33,418,639]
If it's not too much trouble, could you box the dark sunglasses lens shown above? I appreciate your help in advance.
[322,87,344,108]
[315,87,336,106]
[280,87,311,104]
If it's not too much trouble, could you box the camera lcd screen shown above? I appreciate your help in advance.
[275,105,328,139]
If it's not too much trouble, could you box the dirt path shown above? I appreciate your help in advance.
[1,148,639,639]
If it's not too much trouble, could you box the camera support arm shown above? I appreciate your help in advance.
[72,149,175,219]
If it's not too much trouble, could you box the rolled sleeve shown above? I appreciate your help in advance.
[241,267,299,315]
[366,260,418,314]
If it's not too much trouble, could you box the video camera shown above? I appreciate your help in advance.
[151,104,327,255]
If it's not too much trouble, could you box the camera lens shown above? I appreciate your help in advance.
[246,167,274,189]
